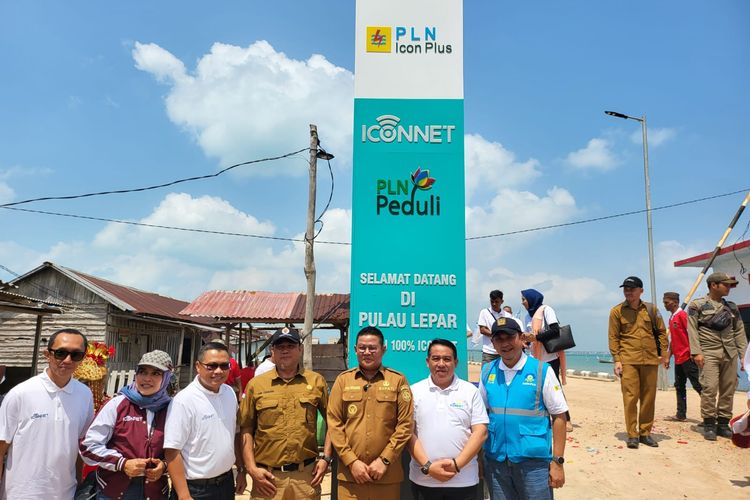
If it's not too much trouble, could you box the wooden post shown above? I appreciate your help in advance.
[303,124,319,370]
[30,315,44,375]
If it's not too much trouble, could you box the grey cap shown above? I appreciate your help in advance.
[706,272,739,285]
[138,350,173,371]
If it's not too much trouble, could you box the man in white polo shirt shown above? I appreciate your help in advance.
[164,341,247,499]
[0,328,94,500]
[409,339,488,500]
[474,290,511,366]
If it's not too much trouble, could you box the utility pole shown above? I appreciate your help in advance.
[303,124,319,370]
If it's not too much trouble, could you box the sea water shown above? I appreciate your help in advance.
[467,349,750,392]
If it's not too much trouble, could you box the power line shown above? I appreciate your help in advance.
[0,205,351,245]
[2,187,747,245]
[0,147,310,208]
[466,187,750,241]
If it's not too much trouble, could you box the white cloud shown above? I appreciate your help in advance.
[133,40,354,175]
[654,240,707,295]
[631,127,676,148]
[565,138,619,171]
[0,182,13,204]
[466,186,579,246]
[464,133,541,201]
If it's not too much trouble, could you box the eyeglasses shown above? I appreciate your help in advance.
[198,361,231,371]
[48,349,86,362]
[356,345,380,353]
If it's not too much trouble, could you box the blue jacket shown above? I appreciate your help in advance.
[482,356,552,463]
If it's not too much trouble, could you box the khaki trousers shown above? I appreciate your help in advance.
[699,352,739,421]
[620,364,658,438]
[250,462,320,500]
[337,481,400,500]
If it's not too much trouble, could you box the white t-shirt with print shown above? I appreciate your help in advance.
[0,369,94,500]
[523,305,560,363]
[164,377,237,480]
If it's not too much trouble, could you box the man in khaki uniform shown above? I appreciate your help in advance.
[687,272,748,441]
[608,276,668,449]
[240,327,332,499]
[328,326,413,500]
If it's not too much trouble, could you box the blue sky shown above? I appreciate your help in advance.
[1,1,748,350]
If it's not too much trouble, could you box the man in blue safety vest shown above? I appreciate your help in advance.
[480,317,568,500]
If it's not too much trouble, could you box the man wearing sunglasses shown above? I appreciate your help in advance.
[687,272,747,441]
[164,341,247,499]
[0,328,94,500]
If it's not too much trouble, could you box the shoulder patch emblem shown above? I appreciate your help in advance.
[347,403,358,416]
[400,389,411,402]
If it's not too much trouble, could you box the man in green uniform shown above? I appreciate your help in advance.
[608,276,668,449]
[240,327,332,499]
[687,272,747,441]
[327,326,413,500]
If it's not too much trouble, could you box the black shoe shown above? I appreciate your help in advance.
[704,424,717,441]
[675,414,687,421]
[717,425,733,438]
[626,437,639,449]
[639,435,659,447]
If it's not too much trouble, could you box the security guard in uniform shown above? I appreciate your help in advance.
[687,272,747,440]
[328,326,413,500]
[240,327,332,499]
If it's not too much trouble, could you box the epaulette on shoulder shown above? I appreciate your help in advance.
[383,366,406,377]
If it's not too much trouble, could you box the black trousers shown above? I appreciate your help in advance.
[411,481,479,500]
[674,358,702,418]
[170,471,234,500]
[548,357,571,422]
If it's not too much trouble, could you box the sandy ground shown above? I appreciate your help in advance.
[236,364,750,499]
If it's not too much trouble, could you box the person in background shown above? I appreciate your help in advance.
[408,339,487,500]
[255,352,276,377]
[503,306,513,316]
[475,290,511,366]
[662,291,702,421]
[608,276,668,449]
[164,341,247,499]
[80,350,174,500]
[0,328,94,500]
[212,339,243,400]
[480,317,567,500]
[687,272,747,440]
[521,289,573,433]
[328,326,413,500]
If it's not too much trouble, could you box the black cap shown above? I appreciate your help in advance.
[619,276,643,288]
[491,317,522,338]
[271,327,301,346]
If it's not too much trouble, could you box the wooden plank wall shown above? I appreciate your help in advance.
[312,343,346,388]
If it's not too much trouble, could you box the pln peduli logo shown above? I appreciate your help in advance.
[366,26,391,53]
[376,167,440,216]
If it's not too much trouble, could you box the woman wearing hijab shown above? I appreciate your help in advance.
[521,289,573,431]
[80,350,174,499]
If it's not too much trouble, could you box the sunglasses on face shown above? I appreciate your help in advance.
[48,348,86,362]
[199,361,231,371]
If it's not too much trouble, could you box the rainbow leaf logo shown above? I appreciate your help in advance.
[410,168,435,190]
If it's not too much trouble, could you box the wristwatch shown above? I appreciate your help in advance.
[420,461,432,475]
[551,455,565,465]
[379,456,391,466]
[319,454,333,465]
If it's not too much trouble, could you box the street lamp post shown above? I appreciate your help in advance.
[604,110,656,309]
[605,110,665,388]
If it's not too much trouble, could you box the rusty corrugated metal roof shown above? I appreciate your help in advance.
[181,290,349,324]
[64,268,212,324]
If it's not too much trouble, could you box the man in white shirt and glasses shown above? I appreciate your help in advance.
[164,341,247,499]
[0,328,94,500]
[408,338,488,500]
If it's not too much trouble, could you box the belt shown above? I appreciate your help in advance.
[186,470,233,486]
[258,457,316,472]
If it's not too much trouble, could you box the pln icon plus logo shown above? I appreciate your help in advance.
[366,26,391,53]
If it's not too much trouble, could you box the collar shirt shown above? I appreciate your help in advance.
[239,368,328,466]
[0,369,94,500]
[479,353,569,417]
[328,365,413,484]
[475,308,512,354]
[163,377,237,480]
[409,375,488,488]
[608,300,668,365]
[254,359,276,377]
